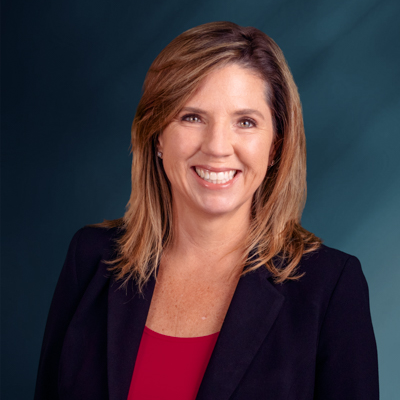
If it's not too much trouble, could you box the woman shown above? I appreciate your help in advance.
[35,22,379,399]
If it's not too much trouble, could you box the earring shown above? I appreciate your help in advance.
[157,151,163,159]
[269,159,275,167]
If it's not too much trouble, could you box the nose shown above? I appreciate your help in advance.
[201,120,234,158]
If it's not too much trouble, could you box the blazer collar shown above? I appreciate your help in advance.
[107,265,284,400]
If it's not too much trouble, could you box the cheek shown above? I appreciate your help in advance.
[163,129,200,158]
[162,134,198,182]
[243,137,272,175]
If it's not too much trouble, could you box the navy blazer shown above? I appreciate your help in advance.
[35,226,379,399]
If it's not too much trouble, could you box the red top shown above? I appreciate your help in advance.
[127,326,220,400]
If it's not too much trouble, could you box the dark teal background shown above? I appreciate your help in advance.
[2,0,399,398]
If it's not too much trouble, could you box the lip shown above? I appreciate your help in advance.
[191,167,240,189]
[192,165,241,173]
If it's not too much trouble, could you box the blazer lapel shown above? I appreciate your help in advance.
[196,267,285,400]
[107,276,156,400]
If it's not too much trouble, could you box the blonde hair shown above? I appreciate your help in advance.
[99,21,321,290]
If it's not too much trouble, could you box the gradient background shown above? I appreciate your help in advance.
[2,0,399,398]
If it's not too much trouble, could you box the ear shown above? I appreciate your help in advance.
[157,132,164,152]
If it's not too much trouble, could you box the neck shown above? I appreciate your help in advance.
[163,201,251,277]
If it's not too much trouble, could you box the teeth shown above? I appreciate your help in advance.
[195,167,237,184]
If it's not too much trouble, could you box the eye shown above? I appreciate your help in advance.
[181,114,202,123]
[238,118,256,128]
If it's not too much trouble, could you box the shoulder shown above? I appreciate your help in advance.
[274,244,367,306]
[65,225,123,289]
[302,243,356,265]
[297,243,362,283]
[72,225,122,259]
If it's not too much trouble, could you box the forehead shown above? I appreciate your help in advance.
[183,63,270,110]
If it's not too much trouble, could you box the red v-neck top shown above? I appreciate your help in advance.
[127,326,220,400]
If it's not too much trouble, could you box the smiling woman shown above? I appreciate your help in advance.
[35,22,379,400]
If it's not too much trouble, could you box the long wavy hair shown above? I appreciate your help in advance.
[99,21,321,290]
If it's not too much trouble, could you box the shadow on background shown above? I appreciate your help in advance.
[2,0,399,398]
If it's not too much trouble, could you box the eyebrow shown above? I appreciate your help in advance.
[234,109,265,121]
[180,107,266,121]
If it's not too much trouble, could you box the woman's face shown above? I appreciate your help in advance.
[158,63,275,219]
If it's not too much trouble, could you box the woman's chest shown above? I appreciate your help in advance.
[145,274,239,337]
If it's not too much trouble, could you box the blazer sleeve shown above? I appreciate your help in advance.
[314,255,379,399]
[34,228,85,400]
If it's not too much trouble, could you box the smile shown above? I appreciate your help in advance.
[195,167,237,184]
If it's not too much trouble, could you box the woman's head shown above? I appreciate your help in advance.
[107,22,320,288]
[157,63,275,221]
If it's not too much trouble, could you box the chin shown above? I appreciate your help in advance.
[197,199,243,217]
